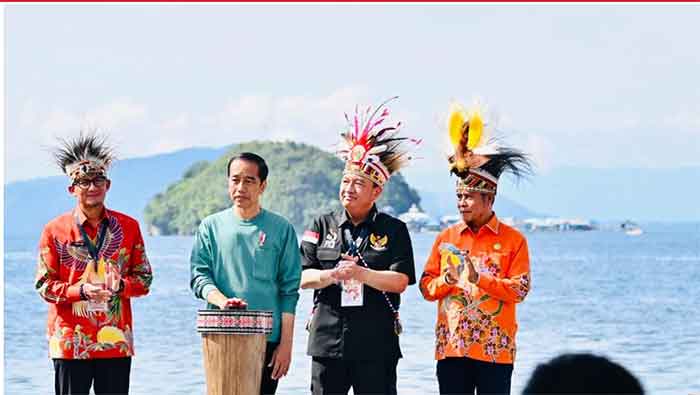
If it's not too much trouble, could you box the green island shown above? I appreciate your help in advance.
[144,141,421,235]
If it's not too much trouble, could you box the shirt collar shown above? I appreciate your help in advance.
[458,212,500,235]
[337,205,379,228]
[73,207,110,227]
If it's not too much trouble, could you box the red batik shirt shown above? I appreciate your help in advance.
[35,208,153,359]
[420,215,530,364]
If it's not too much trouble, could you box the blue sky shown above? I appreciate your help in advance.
[6,4,700,192]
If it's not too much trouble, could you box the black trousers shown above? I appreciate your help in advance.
[53,357,131,395]
[436,357,513,395]
[261,342,280,395]
[311,357,399,395]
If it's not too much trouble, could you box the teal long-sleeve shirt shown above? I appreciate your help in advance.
[190,208,301,342]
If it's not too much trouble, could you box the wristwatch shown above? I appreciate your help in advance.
[79,283,88,301]
[115,279,125,294]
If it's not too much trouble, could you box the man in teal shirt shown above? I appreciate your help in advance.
[190,152,301,395]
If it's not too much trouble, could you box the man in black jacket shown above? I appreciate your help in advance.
[299,98,418,395]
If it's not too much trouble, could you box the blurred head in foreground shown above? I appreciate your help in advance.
[522,353,644,394]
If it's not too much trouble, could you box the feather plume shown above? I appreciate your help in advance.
[446,100,533,186]
[466,106,484,150]
[448,102,467,149]
[337,97,419,185]
[53,132,115,175]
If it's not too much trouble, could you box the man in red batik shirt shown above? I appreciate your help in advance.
[35,134,153,395]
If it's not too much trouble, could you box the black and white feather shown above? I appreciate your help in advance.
[52,133,115,176]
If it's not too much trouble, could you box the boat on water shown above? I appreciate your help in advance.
[520,217,596,232]
[625,228,643,236]
[398,204,440,232]
[620,220,643,236]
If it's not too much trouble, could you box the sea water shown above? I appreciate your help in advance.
[5,223,700,394]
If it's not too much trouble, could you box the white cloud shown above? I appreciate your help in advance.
[6,98,149,181]
[109,86,375,161]
[160,112,190,131]
[664,106,700,133]
[39,109,81,134]
[37,98,147,134]
[8,89,700,184]
[85,99,147,130]
[620,116,641,129]
[210,86,372,150]
[523,133,556,173]
[19,100,38,129]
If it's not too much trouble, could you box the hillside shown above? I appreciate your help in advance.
[143,141,422,235]
[4,146,228,238]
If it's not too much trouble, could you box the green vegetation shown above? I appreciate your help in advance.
[144,141,421,235]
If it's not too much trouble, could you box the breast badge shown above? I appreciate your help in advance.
[369,233,388,251]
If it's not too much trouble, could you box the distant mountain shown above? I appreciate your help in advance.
[419,189,541,220]
[495,167,700,222]
[4,146,228,238]
[410,166,700,222]
[12,147,690,239]
[144,141,421,235]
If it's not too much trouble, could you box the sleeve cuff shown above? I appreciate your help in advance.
[120,278,133,298]
[201,284,218,301]
[442,271,458,286]
[66,283,83,302]
[475,272,488,288]
[280,296,299,315]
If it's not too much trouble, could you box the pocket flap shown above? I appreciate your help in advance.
[316,248,340,261]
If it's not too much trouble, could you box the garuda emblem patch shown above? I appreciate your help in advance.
[369,233,388,251]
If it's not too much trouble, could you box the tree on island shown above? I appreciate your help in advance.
[144,141,421,235]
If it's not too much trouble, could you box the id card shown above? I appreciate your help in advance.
[87,300,109,313]
[87,281,109,313]
[340,279,364,307]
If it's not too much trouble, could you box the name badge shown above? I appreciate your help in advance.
[86,258,109,313]
[340,279,363,307]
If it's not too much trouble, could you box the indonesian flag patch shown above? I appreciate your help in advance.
[302,230,320,245]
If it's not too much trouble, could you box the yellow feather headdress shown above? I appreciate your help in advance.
[447,100,532,194]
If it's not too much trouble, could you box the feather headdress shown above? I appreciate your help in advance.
[337,97,420,187]
[53,133,116,182]
[447,101,532,194]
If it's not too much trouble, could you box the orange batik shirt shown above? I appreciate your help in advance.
[420,214,530,364]
[35,208,153,360]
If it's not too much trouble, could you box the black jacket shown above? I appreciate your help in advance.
[300,206,416,360]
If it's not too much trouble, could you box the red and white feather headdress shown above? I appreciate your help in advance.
[337,97,420,187]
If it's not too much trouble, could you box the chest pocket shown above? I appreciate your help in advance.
[253,247,278,281]
[358,247,391,270]
[316,248,340,269]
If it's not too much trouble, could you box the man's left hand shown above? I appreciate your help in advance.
[269,341,292,380]
[466,255,479,284]
[105,265,122,293]
[336,254,367,282]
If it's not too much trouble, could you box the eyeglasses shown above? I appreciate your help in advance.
[73,177,108,189]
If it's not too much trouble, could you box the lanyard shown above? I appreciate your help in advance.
[76,216,108,270]
[344,226,369,256]
[344,226,403,336]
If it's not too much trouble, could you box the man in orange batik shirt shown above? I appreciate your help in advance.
[420,101,533,395]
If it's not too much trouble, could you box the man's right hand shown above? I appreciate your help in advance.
[220,297,248,310]
[82,283,112,302]
[331,254,359,281]
[442,264,459,285]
